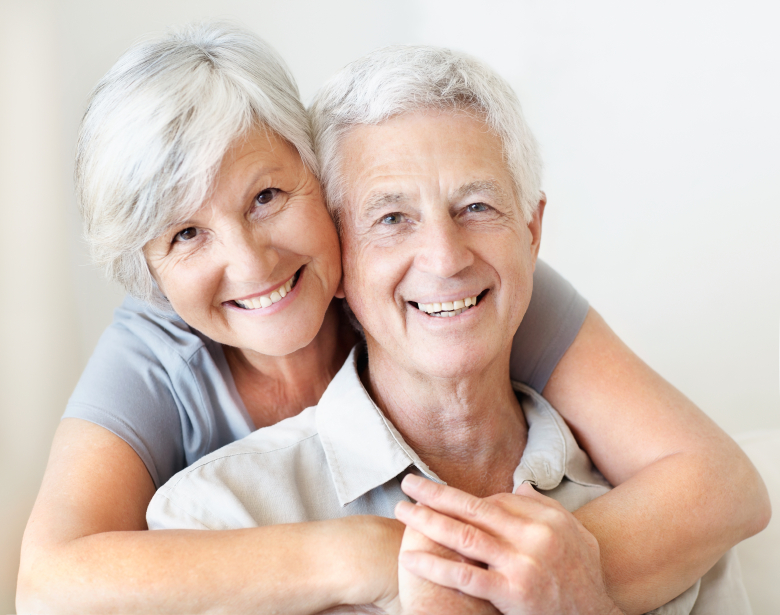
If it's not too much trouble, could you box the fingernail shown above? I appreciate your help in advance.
[402,473,423,488]
[395,500,413,516]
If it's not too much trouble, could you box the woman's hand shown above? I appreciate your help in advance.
[395,475,623,615]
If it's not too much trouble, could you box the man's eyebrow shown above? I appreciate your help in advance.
[360,191,409,217]
[451,180,507,202]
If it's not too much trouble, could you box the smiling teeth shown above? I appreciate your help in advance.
[418,296,478,316]
[234,276,295,310]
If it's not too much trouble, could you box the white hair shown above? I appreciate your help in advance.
[75,21,316,307]
[309,46,542,227]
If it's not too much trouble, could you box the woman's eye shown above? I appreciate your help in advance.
[255,188,279,205]
[380,213,405,225]
[467,202,489,213]
[173,227,198,243]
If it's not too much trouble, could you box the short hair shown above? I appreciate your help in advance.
[75,21,316,307]
[309,45,543,227]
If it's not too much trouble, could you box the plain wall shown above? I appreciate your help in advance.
[1,0,778,611]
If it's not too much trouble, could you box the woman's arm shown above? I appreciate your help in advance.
[544,308,770,614]
[17,418,404,615]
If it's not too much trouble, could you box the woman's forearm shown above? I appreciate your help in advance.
[545,308,770,614]
[17,516,403,615]
[19,420,404,615]
[574,448,767,615]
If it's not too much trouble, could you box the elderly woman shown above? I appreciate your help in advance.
[17,21,768,615]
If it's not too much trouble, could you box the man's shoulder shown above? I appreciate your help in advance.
[147,406,332,529]
[167,406,321,485]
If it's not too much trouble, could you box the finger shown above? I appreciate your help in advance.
[399,549,506,603]
[396,500,506,566]
[400,475,512,530]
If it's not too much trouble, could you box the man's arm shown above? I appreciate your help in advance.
[17,419,403,615]
[543,308,770,613]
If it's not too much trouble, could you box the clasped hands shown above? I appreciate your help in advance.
[383,474,623,615]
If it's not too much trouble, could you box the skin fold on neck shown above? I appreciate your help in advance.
[361,340,528,498]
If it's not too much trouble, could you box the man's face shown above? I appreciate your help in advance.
[338,110,544,379]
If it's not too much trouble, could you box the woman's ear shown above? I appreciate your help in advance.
[334,277,346,299]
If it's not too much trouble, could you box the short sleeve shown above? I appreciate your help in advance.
[62,296,254,489]
[63,322,186,489]
[509,260,589,393]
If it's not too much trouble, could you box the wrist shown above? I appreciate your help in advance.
[333,515,404,606]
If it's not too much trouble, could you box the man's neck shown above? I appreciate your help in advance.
[362,343,527,497]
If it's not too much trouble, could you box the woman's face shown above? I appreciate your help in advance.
[145,127,342,357]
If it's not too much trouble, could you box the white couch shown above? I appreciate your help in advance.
[735,430,780,614]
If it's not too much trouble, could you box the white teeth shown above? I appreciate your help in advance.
[416,295,479,316]
[234,274,297,310]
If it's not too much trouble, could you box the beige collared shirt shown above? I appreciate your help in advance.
[147,346,750,614]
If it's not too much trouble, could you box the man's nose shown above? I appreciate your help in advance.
[221,227,280,282]
[413,215,474,279]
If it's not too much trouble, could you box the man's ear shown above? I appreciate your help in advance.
[528,192,546,260]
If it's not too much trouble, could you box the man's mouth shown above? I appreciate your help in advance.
[411,290,486,318]
[232,269,301,310]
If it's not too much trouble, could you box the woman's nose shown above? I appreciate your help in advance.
[221,228,280,282]
[413,216,474,279]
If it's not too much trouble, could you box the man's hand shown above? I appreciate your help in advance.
[398,523,499,615]
[395,475,624,615]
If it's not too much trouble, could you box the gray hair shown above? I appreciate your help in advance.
[75,21,316,307]
[309,45,542,227]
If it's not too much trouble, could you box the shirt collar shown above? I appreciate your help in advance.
[316,345,596,506]
[316,345,444,506]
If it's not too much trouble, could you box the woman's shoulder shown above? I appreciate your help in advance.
[110,295,213,364]
[64,295,253,488]
[510,260,590,392]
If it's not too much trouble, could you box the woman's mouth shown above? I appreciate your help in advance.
[412,290,487,318]
[232,269,301,310]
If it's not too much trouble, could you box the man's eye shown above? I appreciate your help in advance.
[380,213,405,225]
[467,202,489,213]
[173,227,198,243]
[255,188,279,205]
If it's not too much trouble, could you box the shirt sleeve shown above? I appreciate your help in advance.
[509,260,589,393]
[63,321,186,489]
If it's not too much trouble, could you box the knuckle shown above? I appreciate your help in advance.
[458,522,480,550]
[455,563,475,588]
[529,522,556,547]
[463,495,487,520]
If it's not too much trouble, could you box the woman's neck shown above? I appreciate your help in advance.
[224,300,358,429]
[362,344,527,497]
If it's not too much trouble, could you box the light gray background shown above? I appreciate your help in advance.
[1,0,778,611]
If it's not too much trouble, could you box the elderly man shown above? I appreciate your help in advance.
[147,46,749,614]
